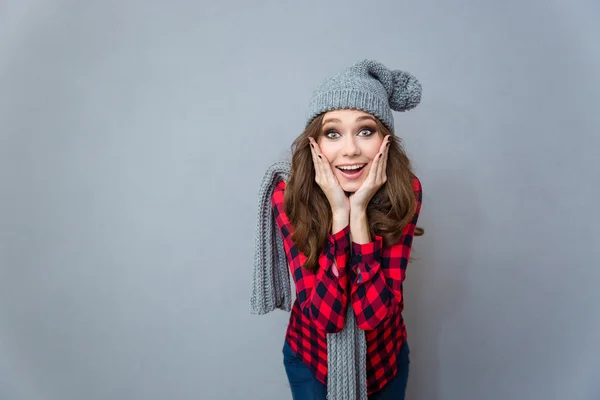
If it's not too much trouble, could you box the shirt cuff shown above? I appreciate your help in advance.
[327,224,351,257]
[351,235,383,283]
[352,234,383,262]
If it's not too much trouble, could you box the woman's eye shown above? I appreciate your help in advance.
[325,130,340,138]
[358,128,374,136]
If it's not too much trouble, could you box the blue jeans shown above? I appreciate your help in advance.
[282,340,410,400]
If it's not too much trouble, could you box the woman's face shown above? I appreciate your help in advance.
[316,109,385,193]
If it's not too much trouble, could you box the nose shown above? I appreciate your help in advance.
[341,136,360,157]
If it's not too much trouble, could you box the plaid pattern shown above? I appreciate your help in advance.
[272,177,422,394]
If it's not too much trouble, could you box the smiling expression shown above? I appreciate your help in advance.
[316,109,385,193]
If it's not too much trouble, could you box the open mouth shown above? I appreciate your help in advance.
[336,164,366,172]
[336,164,366,179]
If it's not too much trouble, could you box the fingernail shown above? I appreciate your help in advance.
[318,154,322,159]
[386,142,390,147]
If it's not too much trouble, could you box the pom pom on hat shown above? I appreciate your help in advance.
[390,69,422,112]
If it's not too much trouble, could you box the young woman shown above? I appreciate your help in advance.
[252,59,423,400]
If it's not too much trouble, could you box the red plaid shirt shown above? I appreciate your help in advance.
[272,177,423,395]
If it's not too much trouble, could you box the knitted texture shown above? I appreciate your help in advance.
[250,159,292,315]
[306,59,422,133]
[327,306,368,400]
[250,159,368,400]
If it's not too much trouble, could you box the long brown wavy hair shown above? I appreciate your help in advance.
[284,112,424,271]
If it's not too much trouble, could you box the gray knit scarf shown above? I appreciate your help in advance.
[250,159,368,400]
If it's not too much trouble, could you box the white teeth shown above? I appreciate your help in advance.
[338,164,365,171]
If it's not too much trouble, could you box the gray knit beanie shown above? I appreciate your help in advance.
[305,59,422,133]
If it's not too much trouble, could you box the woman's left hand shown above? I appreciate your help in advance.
[349,135,391,212]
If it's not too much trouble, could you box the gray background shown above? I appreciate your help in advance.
[1,1,599,399]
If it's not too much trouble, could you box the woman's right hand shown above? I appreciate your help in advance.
[309,137,350,217]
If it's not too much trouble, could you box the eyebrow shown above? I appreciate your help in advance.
[322,115,376,125]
